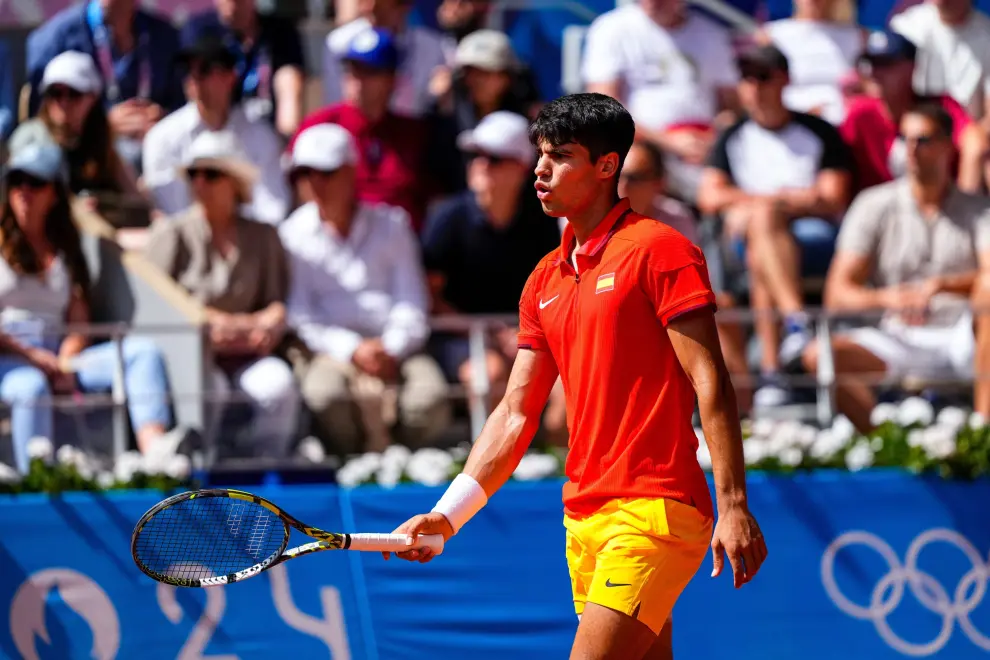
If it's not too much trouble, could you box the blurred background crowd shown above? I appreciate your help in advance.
[3,0,990,473]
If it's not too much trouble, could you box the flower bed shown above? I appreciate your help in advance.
[2,398,988,494]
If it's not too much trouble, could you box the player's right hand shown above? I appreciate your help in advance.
[382,512,455,564]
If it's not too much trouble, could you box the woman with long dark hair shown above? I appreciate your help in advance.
[8,51,139,196]
[0,143,182,473]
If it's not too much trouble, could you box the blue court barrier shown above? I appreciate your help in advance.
[1,471,988,659]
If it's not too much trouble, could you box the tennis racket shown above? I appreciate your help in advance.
[131,488,443,588]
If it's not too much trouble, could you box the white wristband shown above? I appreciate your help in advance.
[432,473,488,534]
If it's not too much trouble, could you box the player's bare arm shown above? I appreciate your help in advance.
[382,348,560,562]
[666,307,768,589]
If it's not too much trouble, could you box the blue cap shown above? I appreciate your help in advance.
[862,30,917,62]
[343,28,400,71]
[4,142,65,184]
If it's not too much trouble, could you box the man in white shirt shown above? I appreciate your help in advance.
[142,34,290,225]
[891,0,990,123]
[581,0,739,202]
[323,0,454,118]
[280,123,451,454]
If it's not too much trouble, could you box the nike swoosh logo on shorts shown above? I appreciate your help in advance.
[539,295,559,309]
[605,578,631,587]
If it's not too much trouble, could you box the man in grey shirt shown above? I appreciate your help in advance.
[802,102,990,434]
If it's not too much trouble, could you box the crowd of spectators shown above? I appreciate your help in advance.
[4,0,990,469]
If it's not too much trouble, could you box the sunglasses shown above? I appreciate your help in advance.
[187,168,225,182]
[6,172,49,190]
[898,133,943,147]
[46,86,84,102]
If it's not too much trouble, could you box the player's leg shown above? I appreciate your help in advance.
[570,602,657,660]
[569,499,711,660]
[643,616,674,660]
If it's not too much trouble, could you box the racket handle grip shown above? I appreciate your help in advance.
[348,533,445,554]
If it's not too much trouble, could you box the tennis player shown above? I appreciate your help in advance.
[384,93,767,659]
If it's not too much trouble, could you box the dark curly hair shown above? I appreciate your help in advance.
[0,181,91,307]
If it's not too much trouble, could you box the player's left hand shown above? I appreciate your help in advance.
[710,504,767,589]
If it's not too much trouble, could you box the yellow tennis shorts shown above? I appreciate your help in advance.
[564,497,713,635]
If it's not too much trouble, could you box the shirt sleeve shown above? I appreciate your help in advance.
[260,224,289,307]
[705,126,734,177]
[815,120,854,172]
[272,18,306,72]
[835,189,884,256]
[381,208,431,359]
[142,122,192,216]
[642,238,717,326]
[143,217,182,277]
[246,122,291,225]
[517,266,549,351]
[580,15,624,85]
[941,96,974,145]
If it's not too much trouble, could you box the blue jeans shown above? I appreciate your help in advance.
[0,337,172,472]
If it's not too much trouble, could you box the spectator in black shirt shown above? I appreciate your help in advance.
[181,0,307,137]
[422,111,559,406]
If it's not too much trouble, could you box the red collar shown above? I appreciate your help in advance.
[556,199,632,269]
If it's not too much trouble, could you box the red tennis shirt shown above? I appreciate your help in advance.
[518,199,715,519]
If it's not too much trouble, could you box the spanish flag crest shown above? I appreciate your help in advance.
[596,272,615,294]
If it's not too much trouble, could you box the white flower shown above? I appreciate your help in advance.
[810,429,844,461]
[696,440,712,471]
[845,440,874,471]
[165,455,191,480]
[404,448,454,486]
[751,418,776,439]
[297,436,326,464]
[26,437,53,462]
[870,403,899,427]
[870,436,884,452]
[381,445,412,470]
[921,426,956,460]
[0,462,20,484]
[897,397,934,427]
[513,453,559,481]
[831,416,856,443]
[96,471,115,489]
[141,451,171,476]
[56,444,79,466]
[907,429,925,448]
[767,420,802,454]
[795,424,818,449]
[779,446,803,467]
[969,411,987,430]
[376,464,404,488]
[743,438,769,465]
[113,451,144,483]
[936,406,967,432]
[448,444,470,462]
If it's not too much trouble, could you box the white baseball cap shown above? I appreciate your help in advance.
[41,51,103,95]
[457,111,533,165]
[455,30,519,72]
[289,123,359,173]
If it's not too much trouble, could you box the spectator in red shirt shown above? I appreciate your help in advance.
[289,27,453,232]
[840,30,988,194]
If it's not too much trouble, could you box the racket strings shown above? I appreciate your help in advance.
[134,496,287,580]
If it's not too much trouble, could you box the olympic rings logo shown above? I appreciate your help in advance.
[821,529,990,657]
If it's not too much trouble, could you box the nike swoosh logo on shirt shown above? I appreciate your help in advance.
[605,578,631,588]
[539,295,559,310]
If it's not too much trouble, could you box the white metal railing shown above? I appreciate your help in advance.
[2,307,983,466]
